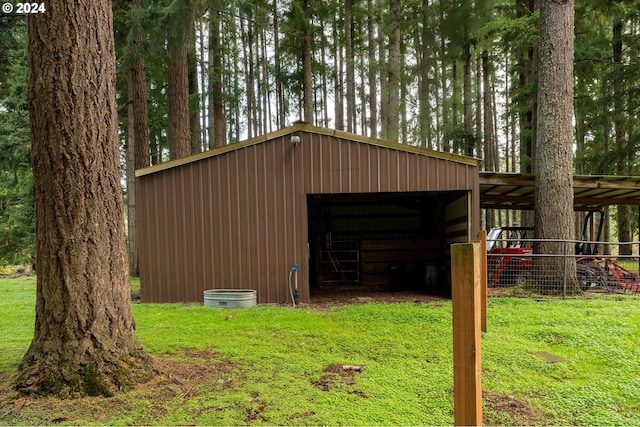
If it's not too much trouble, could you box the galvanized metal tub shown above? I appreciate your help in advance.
[203,289,257,308]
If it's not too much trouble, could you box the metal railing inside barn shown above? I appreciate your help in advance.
[486,238,640,299]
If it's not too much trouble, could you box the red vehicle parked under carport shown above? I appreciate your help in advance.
[486,211,640,293]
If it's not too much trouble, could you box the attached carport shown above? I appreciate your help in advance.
[480,172,640,210]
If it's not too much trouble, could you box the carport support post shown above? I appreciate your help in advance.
[451,242,482,426]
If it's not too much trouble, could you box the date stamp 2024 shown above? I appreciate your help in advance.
[2,3,46,14]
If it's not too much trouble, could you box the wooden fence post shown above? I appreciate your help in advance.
[452,242,482,426]
[478,230,488,332]
[470,231,488,333]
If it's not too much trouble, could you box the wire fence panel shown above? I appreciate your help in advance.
[486,238,640,299]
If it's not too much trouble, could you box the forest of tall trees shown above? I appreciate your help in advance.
[1,0,640,268]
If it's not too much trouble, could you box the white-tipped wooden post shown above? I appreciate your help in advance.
[452,242,482,426]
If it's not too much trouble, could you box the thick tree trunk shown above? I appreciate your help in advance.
[129,0,150,278]
[534,0,577,293]
[301,0,313,124]
[600,25,612,252]
[378,0,387,139]
[345,0,355,133]
[417,2,432,149]
[367,0,377,138]
[188,38,201,155]
[475,54,481,159]
[518,45,533,173]
[524,0,540,231]
[231,16,241,141]
[613,19,632,254]
[320,27,330,127]
[385,0,401,141]
[209,2,225,148]
[126,72,138,279]
[452,62,459,153]
[244,18,255,137]
[273,0,286,129]
[18,1,153,397]
[132,50,150,169]
[463,36,473,156]
[168,41,191,159]
[400,46,408,144]
[482,50,496,173]
[319,25,330,127]
[482,50,496,230]
[333,12,344,130]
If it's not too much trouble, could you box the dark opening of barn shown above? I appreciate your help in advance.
[307,191,471,297]
[135,124,480,304]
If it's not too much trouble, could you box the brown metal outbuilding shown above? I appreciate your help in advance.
[135,124,480,304]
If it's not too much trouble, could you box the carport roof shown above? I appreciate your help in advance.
[480,172,640,210]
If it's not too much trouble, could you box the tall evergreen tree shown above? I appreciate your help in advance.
[17,0,153,396]
[384,0,401,141]
[534,0,578,292]
[301,0,313,123]
[166,0,193,159]
[613,15,632,252]
[208,0,226,147]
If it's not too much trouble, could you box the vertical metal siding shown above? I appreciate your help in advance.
[137,129,480,304]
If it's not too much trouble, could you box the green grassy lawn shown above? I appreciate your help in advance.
[1,276,639,426]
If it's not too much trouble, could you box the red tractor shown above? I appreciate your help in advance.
[486,226,533,286]
[486,210,639,293]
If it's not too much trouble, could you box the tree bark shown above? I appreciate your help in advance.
[333,11,344,130]
[188,36,201,155]
[482,50,496,173]
[168,40,191,159]
[301,0,313,123]
[18,1,153,397]
[482,50,496,229]
[385,0,401,141]
[273,0,285,129]
[378,0,387,139]
[400,43,408,144]
[518,41,533,173]
[345,0,355,133]
[126,71,138,279]
[367,0,377,138]
[463,36,473,156]
[523,0,538,229]
[320,24,330,127]
[208,1,225,148]
[613,19,632,254]
[132,0,150,171]
[244,17,255,137]
[452,62,459,153]
[534,0,577,293]
[129,0,150,278]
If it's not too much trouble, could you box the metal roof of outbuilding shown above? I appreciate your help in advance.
[135,123,480,177]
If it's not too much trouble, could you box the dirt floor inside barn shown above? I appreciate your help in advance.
[307,288,450,308]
